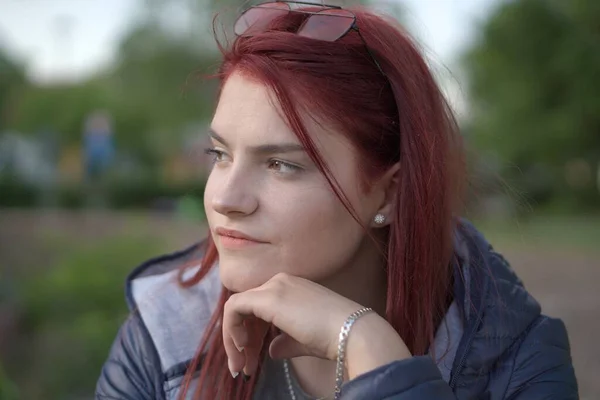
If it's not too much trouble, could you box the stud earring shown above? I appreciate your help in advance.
[374,214,386,225]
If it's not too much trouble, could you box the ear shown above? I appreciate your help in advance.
[370,162,400,228]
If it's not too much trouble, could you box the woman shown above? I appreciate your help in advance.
[96,2,578,399]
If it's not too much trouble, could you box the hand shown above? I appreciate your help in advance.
[222,272,411,379]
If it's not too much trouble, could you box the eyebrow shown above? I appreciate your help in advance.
[209,128,306,155]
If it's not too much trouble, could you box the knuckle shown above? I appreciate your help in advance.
[224,294,238,314]
[268,273,290,299]
[272,272,291,283]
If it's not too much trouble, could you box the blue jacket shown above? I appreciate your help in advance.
[95,220,578,399]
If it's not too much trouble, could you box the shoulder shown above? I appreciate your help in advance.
[452,219,577,396]
[125,241,221,375]
[504,314,578,398]
[457,218,543,336]
[455,218,529,294]
[97,241,222,399]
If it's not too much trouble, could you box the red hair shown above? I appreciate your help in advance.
[179,6,464,399]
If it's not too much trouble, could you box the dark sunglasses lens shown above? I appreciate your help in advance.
[297,9,354,42]
[234,3,290,36]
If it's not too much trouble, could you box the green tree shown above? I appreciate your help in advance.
[5,0,401,175]
[9,81,112,141]
[0,46,27,130]
[464,0,600,210]
[7,21,218,169]
[110,20,219,154]
[0,361,19,400]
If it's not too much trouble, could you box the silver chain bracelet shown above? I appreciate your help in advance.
[333,307,374,399]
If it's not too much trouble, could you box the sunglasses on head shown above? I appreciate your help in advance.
[234,0,386,76]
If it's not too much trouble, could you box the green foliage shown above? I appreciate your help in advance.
[109,21,219,156]
[107,178,206,209]
[0,47,27,130]
[16,236,164,399]
[0,362,19,400]
[0,175,206,210]
[0,176,37,208]
[9,81,113,143]
[5,20,220,165]
[464,0,600,210]
[475,214,600,252]
[3,0,380,172]
[176,194,206,222]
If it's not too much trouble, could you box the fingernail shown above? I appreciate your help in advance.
[228,359,239,379]
[243,373,251,382]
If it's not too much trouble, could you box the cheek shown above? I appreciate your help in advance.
[274,185,365,279]
[203,171,218,225]
[206,169,369,291]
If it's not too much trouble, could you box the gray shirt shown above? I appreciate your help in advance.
[255,356,319,400]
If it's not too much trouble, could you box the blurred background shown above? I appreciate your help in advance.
[0,0,598,399]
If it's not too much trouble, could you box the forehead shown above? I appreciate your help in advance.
[212,72,293,143]
[211,71,356,160]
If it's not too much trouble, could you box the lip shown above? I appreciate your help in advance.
[214,227,268,247]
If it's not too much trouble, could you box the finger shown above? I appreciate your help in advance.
[223,292,273,377]
[223,295,250,377]
[226,292,270,330]
[223,290,275,346]
[269,332,314,360]
[243,318,269,377]
[223,324,246,378]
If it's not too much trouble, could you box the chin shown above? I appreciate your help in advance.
[219,259,274,293]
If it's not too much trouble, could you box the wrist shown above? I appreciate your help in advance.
[344,313,412,380]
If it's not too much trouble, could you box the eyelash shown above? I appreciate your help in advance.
[203,148,303,175]
[267,159,302,174]
[204,148,227,163]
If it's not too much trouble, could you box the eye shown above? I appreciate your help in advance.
[267,159,302,174]
[204,148,230,164]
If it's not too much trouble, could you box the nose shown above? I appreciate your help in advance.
[210,168,258,217]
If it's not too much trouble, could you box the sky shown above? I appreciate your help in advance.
[0,0,501,115]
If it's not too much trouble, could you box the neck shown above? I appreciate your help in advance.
[289,233,387,398]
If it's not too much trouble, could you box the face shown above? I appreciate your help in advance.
[204,72,386,293]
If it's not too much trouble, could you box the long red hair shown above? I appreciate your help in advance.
[179,6,464,399]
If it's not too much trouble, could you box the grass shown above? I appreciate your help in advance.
[4,232,170,400]
[474,214,600,253]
